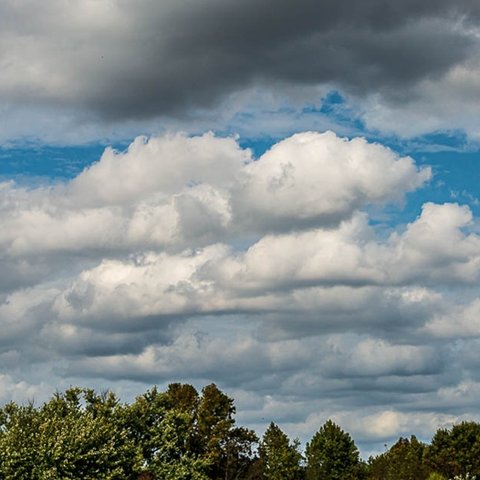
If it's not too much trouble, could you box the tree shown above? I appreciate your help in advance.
[196,384,236,460]
[0,401,41,479]
[259,422,303,480]
[222,426,259,480]
[427,421,480,480]
[164,383,199,417]
[195,383,257,480]
[367,436,429,480]
[0,388,138,479]
[120,386,209,479]
[305,419,361,480]
[121,382,257,480]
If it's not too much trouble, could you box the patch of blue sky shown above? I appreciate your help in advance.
[366,147,480,237]
[390,132,479,219]
[237,136,276,159]
[420,150,480,208]
[0,141,129,184]
[379,130,471,157]
[307,90,366,132]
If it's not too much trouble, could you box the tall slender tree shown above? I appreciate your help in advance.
[259,422,303,480]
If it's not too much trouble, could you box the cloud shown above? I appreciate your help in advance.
[1,130,480,453]
[0,132,470,350]
[0,131,429,265]
[235,131,430,230]
[332,409,462,442]
[323,337,442,378]
[426,298,480,338]
[213,203,480,294]
[1,0,480,140]
[359,54,480,138]
[0,373,52,404]
[69,133,249,206]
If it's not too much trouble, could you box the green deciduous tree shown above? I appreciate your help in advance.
[367,436,429,480]
[305,419,361,480]
[120,385,209,480]
[120,382,257,480]
[0,388,137,480]
[0,401,41,479]
[427,421,480,480]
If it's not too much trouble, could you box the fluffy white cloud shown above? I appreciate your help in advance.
[51,245,230,325]
[0,131,430,270]
[213,203,480,293]
[235,131,430,229]
[69,133,248,206]
[385,202,480,283]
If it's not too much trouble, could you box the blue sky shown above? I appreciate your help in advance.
[2,0,480,456]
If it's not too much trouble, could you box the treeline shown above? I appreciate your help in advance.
[0,384,479,479]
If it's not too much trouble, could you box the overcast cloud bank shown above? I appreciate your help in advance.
[2,0,480,142]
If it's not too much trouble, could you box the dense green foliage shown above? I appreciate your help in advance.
[368,436,429,480]
[305,419,362,480]
[259,422,303,480]
[426,422,480,480]
[0,384,479,479]
[0,384,255,480]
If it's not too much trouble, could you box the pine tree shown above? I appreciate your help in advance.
[305,419,361,480]
[259,422,303,480]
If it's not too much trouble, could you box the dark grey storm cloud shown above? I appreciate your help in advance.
[1,0,480,121]
[73,0,480,117]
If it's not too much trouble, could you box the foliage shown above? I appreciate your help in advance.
[259,422,303,480]
[2,385,480,480]
[368,435,430,480]
[426,422,480,480]
[305,419,361,480]
[195,384,258,480]
[120,387,209,479]
[0,401,41,479]
[426,473,447,480]
[0,383,258,480]
[0,388,137,479]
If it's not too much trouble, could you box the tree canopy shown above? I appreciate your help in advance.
[0,385,479,480]
[368,435,429,480]
[427,421,480,480]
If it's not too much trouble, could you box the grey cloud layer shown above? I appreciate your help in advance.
[1,131,480,450]
[1,0,479,125]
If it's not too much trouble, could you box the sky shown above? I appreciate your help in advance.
[1,0,480,456]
